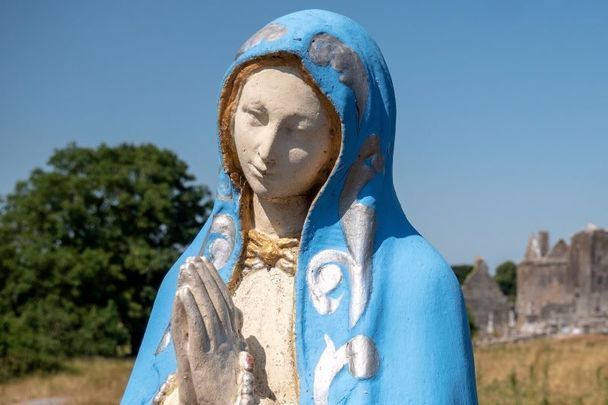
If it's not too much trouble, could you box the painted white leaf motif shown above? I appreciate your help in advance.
[154,322,172,355]
[317,264,343,294]
[308,135,384,402]
[216,168,233,200]
[307,135,383,327]
[340,202,375,327]
[202,214,236,270]
[313,334,380,405]
[307,250,353,315]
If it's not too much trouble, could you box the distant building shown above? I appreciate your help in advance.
[462,258,512,339]
[517,224,608,336]
[462,224,608,343]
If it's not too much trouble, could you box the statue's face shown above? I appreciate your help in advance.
[233,66,335,200]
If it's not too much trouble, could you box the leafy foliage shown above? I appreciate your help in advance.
[451,264,474,285]
[451,264,476,334]
[466,305,478,337]
[0,143,211,380]
[495,260,517,300]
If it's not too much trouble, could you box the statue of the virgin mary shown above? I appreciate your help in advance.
[123,9,478,405]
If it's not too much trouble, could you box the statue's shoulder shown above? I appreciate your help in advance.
[379,233,460,296]
[369,234,478,404]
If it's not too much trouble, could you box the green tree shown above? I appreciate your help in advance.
[495,260,517,300]
[0,143,212,379]
[451,264,476,335]
[466,305,478,337]
[451,264,474,285]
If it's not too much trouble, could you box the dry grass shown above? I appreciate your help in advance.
[475,334,608,404]
[0,357,132,405]
[0,335,607,404]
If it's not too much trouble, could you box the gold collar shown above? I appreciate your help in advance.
[244,229,299,275]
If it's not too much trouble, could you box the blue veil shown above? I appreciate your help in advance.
[123,9,478,404]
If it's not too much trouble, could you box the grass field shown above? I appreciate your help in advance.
[0,358,132,405]
[1,335,607,404]
[475,334,608,404]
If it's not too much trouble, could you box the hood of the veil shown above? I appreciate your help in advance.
[205,9,403,285]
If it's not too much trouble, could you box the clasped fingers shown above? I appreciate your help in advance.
[177,256,242,351]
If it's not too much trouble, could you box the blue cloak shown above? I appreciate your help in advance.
[123,9,478,405]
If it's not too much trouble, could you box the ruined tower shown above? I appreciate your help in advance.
[516,225,608,335]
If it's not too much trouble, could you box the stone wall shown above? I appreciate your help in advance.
[462,258,511,338]
[570,227,608,320]
[515,225,608,336]
[463,224,608,343]
[516,253,573,324]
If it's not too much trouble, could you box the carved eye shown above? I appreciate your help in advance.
[286,116,314,135]
[242,104,268,127]
[287,126,307,137]
[294,122,313,132]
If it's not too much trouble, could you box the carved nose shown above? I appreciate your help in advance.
[256,127,279,169]
[255,152,268,173]
[256,151,276,172]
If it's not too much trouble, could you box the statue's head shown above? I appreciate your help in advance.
[219,54,341,201]
[205,10,399,295]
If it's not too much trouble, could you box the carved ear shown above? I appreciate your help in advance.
[309,33,369,120]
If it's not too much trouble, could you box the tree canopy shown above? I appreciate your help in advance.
[0,143,211,379]
[452,264,474,285]
[495,260,517,301]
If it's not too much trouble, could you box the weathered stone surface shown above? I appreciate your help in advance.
[464,225,608,343]
[547,239,568,258]
[524,231,550,260]
[462,258,511,338]
[516,225,608,336]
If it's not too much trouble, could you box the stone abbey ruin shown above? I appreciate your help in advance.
[463,224,608,341]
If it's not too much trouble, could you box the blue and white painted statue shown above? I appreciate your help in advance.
[123,9,478,405]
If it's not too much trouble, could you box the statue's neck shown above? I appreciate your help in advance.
[252,193,310,239]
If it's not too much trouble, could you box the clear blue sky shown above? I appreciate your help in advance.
[1,0,606,272]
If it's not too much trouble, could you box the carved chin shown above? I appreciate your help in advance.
[245,175,271,196]
[248,180,289,200]
[246,175,306,199]
[251,186,288,200]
